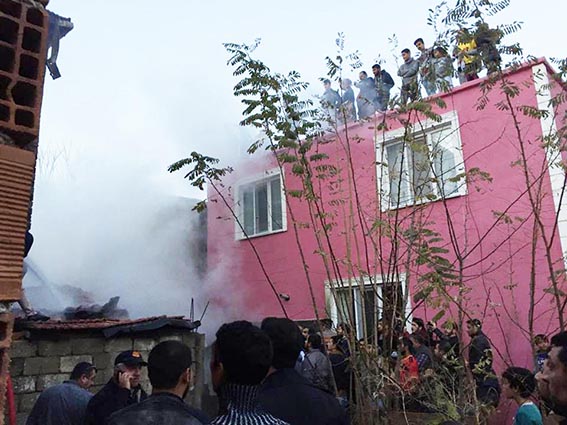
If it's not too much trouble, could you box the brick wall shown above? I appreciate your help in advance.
[9,330,205,425]
[0,0,48,148]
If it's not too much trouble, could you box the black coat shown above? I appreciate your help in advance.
[258,368,348,425]
[469,331,499,388]
[107,393,208,425]
[85,379,148,425]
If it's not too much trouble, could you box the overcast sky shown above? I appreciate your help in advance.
[37,0,565,199]
[26,0,566,315]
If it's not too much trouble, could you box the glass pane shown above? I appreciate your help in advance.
[411,138,435,200]
[337,289,355,327]
[270,178,283,231]
[386,142,406,206]
[242,187,255,235]
[255,183,269,233]
[363,287,377,340]
[431,130,458,196]
[381,281,405,324]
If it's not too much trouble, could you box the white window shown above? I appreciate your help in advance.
[326,275,412,339]
[377,111,466,210]
[235,169,286,239]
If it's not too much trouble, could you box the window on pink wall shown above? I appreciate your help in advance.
[236,172,285,239]
[378,110,466,210]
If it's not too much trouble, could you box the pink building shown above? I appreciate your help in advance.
[207,58,566,373]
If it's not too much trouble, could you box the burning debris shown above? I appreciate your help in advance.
[63,296,128,321]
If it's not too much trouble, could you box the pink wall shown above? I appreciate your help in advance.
[207,60,566,378]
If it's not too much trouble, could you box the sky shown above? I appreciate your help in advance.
[26,0,566,319]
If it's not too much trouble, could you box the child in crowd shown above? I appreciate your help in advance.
[502,367,543,425]
[533,334,549,373]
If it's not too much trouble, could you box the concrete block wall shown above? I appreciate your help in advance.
[9,330,205,425]
[0,0,49,147]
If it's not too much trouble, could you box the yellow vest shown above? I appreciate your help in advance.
[458,40,477,64]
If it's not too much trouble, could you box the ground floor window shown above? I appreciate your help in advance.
[326,275,411,340]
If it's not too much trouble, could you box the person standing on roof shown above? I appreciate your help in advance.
[372,64,395,111]
[398,48,420,105]
[85,351,148,425]
[355,71,378,119]
[414,38,436,96]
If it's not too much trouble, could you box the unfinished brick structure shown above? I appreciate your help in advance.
[10,317,205,425]
[0,1,50,422]
[0,0,48,147]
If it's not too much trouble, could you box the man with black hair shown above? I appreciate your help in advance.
[411,318,430,346]
[86,351,148,425]
[536,331,567,423]
[299,333,335,394]
[371,64,395,111]
[466,319,500,408]
[409,333,433,373]
[27,362,96,425]
[210,320,286,424]
[108,341,208,425]
[414,38,436,96]
[259,317,347,425]
[502,367,543,424]
[397,48,419,105]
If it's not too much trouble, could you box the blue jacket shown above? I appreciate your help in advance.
[26,381,92,425]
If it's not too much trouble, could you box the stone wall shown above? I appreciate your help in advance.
[9,329,205,425]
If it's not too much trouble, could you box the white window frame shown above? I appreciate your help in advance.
[376,110,467,211]
[325,274,413,338]
[234,168,287,240]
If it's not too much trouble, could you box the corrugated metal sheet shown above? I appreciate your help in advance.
[0,144,35,301]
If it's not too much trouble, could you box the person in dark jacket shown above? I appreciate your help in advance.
[372,64,395,111]
[397,48,419,104]
[210,320,287,425]
[85,350,148,425]
[329,335,350,408]
[409,334,433,374]
[467,319,500,408]
[474,22,502,75]
[26,362,96,425]
[299,333,335,394]
[411,318,431,346]
[536,332,567,424]
[259,317,348,425]
[107,341,208,425]
[355,71,377,119]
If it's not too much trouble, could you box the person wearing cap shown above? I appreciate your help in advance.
[26,361,96,425]
[466,318,501,409]
[85,350,148,425]
[107,341,209,425]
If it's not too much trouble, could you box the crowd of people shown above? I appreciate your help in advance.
[321,28,503,121]
[23,316,567,425]
[297,317,566,425]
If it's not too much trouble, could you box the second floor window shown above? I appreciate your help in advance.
[237,172,285,239]
[378,111,466,210]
